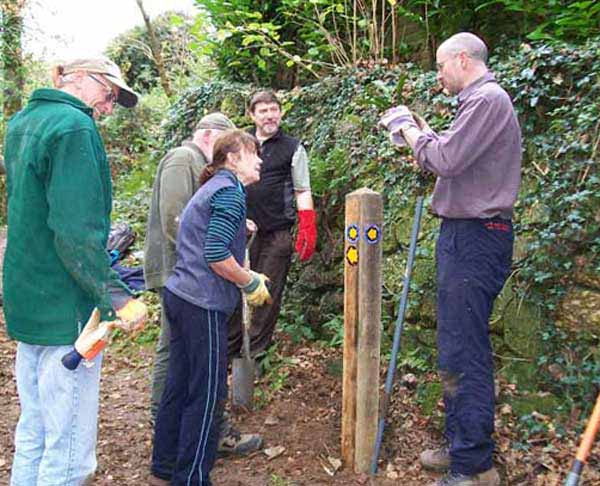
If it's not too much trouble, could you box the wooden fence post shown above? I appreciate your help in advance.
[342,188,383,474]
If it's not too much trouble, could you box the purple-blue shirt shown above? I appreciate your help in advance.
[414,72,522,220]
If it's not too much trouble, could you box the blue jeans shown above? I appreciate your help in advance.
[152,289,228,486]
[436,218,513,476]
[11,342,103,486]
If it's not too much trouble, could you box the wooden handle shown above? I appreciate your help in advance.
[576,392,600,462]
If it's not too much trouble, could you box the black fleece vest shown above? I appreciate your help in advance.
[246,129,299,232]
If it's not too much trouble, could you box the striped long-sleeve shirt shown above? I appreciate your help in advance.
[204,180,246,263]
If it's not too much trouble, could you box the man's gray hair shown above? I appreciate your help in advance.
[439,32,488,63]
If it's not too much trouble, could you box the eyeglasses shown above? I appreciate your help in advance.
[436,53,459,71]
[88,74,117,104]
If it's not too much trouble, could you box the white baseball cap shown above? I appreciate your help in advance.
[59,56,138,108]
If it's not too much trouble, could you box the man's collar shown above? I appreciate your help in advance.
[458,71,496,103]
[249,127,283,144]
[183,140,204,158]
[30,88,94,117]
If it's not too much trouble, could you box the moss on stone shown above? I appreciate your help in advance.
[499,360,540,392]
[495,285,544,358]
[504,393,562,417]
[558,287,600,332]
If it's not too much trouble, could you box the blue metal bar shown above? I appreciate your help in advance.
[564,459,582,486]
[371,195,424,474]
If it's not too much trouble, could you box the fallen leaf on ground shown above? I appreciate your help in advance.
[264,445,286,460]
[320,455,342,476]
[386,463,399,479]
[264,416,279,426]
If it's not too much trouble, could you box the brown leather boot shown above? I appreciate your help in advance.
[428,468,500,486]
[148,473,170,486]
[420,446,451,472]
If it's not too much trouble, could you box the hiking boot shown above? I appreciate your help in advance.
[148,473,170,486]
[217,426,263,457]
[420,446,451,472]
[428,468,500,486]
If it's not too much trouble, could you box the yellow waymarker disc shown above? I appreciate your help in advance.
[365,224,381,244]
[346,224,359,243]
[346,245,358,265]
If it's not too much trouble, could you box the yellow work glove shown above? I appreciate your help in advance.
[62,308,112,370]
[115,298,148,332]
[77,308,112,357]
[240,271,272,306]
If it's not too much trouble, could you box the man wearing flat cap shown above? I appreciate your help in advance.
[144,113,263,457]
[4,56,146,485]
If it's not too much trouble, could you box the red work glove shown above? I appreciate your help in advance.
[295,209,317,262]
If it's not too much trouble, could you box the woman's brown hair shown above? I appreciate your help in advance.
[199,129,259,185]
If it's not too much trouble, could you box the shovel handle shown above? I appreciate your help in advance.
[241,231,255,361]
[61,349,84,370]
[564,391,600,485]
[576,392,600,462]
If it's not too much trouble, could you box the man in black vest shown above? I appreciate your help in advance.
[228,90,317,358]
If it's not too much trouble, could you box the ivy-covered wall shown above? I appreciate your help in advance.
[161,38,599,406]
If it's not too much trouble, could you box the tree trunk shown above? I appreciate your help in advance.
[1,0,26,119]
[135,0,172,97]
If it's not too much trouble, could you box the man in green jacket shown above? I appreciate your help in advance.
[3,57,145,486]
[144,112,262,456]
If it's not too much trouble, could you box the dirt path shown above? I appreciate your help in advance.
[1,316,599,485]
[0,327,431,485]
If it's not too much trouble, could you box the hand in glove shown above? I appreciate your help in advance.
[115,298,148,332]
[295,209,317,261]
[379,105,417,131]
[240,270,272,306]
[62,308,112,370]
[379,106,418,147]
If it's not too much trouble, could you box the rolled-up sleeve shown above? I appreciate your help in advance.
[291,144,311,191]
[415,96,497,178]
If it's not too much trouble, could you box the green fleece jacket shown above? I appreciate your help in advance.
[143,142,207,290]
[2,88,126,345]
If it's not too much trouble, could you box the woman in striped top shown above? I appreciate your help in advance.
[150,130,272,486]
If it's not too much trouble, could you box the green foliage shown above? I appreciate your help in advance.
[398,347,432,373]
[491,41,600,309]
[321,315,345,348]
[416,381,443,416]
[536,326,600,409]
[268,474,293,486]
[106,12,208,93]
[193,0,314,88]
[105,89,170,249]
[162,80,252,149]
[478,0,600,41]
[100,86,169,174]
[278,303,317,344]
[159,36,600,412]
[254,344,294,407]
[0,0,26,118]
[192,0,594,88]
